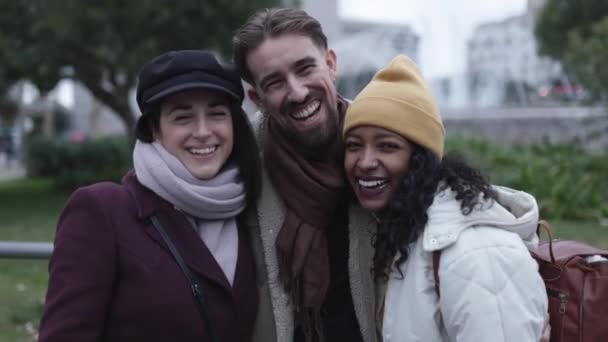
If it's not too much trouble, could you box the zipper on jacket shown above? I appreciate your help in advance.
[547,287,568,314]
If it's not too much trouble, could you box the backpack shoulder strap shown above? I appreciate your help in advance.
[433,250,441,297]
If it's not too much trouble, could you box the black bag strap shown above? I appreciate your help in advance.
[150,215,219,342]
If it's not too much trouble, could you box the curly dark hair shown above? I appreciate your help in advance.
[372,146,497,280]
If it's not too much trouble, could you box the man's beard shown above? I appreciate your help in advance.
[278,92,340,156]
[290,115,339,155]
[284,105,340,158]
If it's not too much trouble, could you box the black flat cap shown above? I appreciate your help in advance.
[134,50,245,141]
[135,50,244,113]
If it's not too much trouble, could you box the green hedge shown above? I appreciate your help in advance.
[21,135,608,222]
[24,136,132,190]
[446,136,608,222]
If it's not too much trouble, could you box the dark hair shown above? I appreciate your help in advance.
[229,105,262,209]
[232,7,328,84]
[372,146,497,281]
[136,103,262,210]
[135,105,161,143]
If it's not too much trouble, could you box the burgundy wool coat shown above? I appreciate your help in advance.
[38,171,258,342]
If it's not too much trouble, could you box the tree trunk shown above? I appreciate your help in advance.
[111,100,136,141]
[80,80,137,141]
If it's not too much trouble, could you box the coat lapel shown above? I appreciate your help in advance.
[124,171,232,291]
[146,209,232,290]
[255,166,294,341]
[348,204,379,342]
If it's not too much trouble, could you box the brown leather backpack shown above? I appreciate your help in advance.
[432,220,608,342]
[529,221,608,342]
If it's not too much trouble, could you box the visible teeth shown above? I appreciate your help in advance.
[190,146,216,155]
[358,179,388,188]
[292,101,320,119]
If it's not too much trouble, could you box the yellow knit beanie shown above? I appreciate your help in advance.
[343,55,446,159]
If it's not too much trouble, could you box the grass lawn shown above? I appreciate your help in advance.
[0,179,68,342]
[0,178,606,341]
[548,220,608,249]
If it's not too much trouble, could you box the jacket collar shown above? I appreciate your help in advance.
[422,185,539,252]
[122,169,167,219]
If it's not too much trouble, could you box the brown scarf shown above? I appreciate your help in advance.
[264,98,349,342]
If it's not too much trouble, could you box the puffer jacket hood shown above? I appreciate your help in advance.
[422,185,540,252]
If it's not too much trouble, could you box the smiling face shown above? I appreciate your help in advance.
[155,89,234,180]
[246,34,339,152]
[344,125,414,212]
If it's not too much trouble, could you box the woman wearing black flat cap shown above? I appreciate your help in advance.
[39,50,262,342]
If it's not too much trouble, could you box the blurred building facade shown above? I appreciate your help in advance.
[299,0,340,42]
[466,0,564,106]
[333,20,419,99]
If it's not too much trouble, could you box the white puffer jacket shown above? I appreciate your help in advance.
[382,185,548,342]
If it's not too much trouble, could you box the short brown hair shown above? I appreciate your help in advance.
[232,7,328,85]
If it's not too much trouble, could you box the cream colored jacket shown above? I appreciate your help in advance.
[382,185,548,342]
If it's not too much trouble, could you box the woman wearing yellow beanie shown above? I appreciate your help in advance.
[343,55,548,341]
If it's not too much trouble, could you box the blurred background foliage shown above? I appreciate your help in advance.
[24,136,131,190]
[0,0,280,136]
[446,137,608,223]
[536,0,608,103]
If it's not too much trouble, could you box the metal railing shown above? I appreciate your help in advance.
[0,241,53,259]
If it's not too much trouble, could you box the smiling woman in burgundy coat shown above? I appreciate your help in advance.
[38,50,262,342]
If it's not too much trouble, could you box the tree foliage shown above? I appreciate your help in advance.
[0,0,279,134]
[535,0,608,101]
